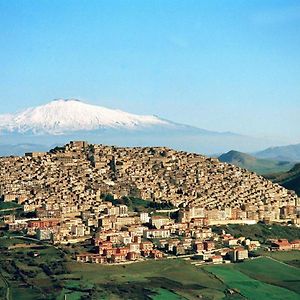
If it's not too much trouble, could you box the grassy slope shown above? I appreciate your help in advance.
[0,201,22,210]
[265,163,300,196]
[206,266,298,300]
[235,257,300,294]
[151,288,183,300]
[205,257,300,300]
[2,230,300,300]
[0,233,227,300]
[66,259,227,299]
[218,150,293,175]
[261,250,300,268]
[212,223,300,242]
[0,236,69,300]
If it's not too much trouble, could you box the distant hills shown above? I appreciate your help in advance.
[218,150,300,196]
[265,164,300,196]
[218,150,293,175]
[255,143,300,162]
[0,143,50,157]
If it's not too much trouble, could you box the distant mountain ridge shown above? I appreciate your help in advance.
[0,143,54,157]
[218,150,293,175]
[0,99,287,155]
[254,143,300,162]
[0,99,171,135]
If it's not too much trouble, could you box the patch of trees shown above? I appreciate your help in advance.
[40,260,67,276]
[147,201,175,210]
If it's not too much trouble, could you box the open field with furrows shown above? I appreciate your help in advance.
[205,257,300,300]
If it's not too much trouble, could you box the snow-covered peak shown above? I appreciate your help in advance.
[0,99,170,135]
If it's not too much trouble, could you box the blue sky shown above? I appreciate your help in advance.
[0,0,299,143]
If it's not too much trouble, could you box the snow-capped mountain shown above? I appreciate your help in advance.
[0,99,283,156]
[0,99,170,135]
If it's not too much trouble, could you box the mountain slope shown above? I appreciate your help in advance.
[265,164,300,196]
[0,141,297,213]
[0,99,170,135]
[219,150,293,175]
[0,99,283,155]
[255,143,300,162]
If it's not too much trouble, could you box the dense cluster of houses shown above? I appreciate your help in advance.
[76,228,258,265]
[0,141,299,264]
[270,239,300,251]
[1,141,299,223]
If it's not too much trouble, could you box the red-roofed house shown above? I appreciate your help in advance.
[111,253,126,263]
[211,255,223,264]
[271,239,292,251]
[291,240,300,250]
[150,249,163,259]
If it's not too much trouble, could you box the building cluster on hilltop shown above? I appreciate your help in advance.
[0,141,300,263]
[1,141,298,218]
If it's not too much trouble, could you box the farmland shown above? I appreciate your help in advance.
[235,257,300,294]
[1,233,300,300]
[205,257,300,300]
[64,259,227,299]
[0,234,228,300]
[261,250,300,268]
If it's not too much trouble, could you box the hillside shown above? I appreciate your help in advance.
[265,163,300,196]
[213,223,300,242]
[255,143,300,162]
[0,141,297,219]
[218,150,293,175]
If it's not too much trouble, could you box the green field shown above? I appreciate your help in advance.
[65,259,227,299]
[213,223,300,242]
[205,257,300,300]
[151,288,184,300]
[1,231,300,300]
[264,250,300,268]
[235,257,300,294]
[0,201,21,210]
[1,233,229,300]
[265,163,300,196]
[264,250,300,261]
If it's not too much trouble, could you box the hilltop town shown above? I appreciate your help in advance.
[0,141,299,265]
